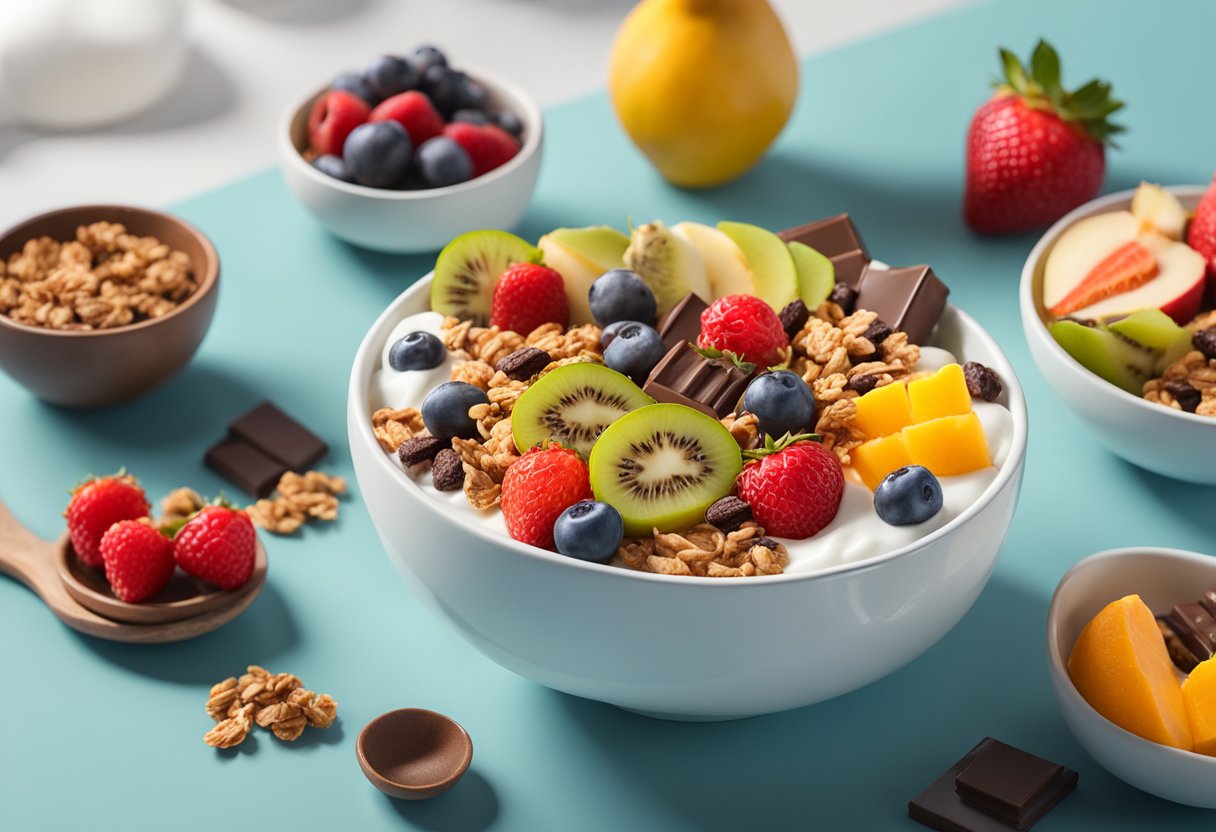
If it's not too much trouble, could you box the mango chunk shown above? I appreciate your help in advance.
[852,434,914,491]
[853,381,913,439]
[901,413,991,477]
[1183,656,1216,756]
[908,363,971,423]
[1068,594,1192,750]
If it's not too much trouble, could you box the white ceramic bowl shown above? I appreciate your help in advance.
[348,277,1029,720]
[1020,186,1215,484]
[277,67,543,253]
[1047,547,1216,808]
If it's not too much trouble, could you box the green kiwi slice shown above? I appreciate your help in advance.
[512,363,655,458]
[430,230,541,326]
[589,403,743,538]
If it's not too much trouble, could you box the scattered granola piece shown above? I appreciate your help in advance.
[245,471,347,535]
[203,667,337,749]
[204,703,255,749]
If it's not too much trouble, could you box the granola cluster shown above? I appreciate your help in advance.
[0,222,197,330]
[617,522,789,578]
[1142,312,1216,417]
[246,470,347,535]
[203,665,337,748]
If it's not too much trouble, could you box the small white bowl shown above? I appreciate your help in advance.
[277,66,543,253]
[1047,546,1216,808]
[1020,186,1215,484]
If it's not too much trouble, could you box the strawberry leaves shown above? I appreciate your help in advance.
[690,344,757,374]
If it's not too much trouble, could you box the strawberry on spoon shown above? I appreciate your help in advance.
[964,40,1125,235]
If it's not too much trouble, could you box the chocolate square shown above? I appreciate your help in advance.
[655,292,709,351]
[205,438,288,498]
[955,739,1077,829]
[778,214,871,287]
[229,401,327,471]
[855,264,949,345]
[642,342,753,420]
[1200,589,1216,619]
[1165,602,1216,665]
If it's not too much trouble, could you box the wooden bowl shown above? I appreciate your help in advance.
[356,709,473,800]
[0,204,219,407]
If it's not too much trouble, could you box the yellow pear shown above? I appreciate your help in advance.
[609,0,798,188]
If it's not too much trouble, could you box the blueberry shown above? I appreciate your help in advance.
[554,501,623,562]
[873,466,943,526]
[389,331,445,371]
[458,77,489,111]
[411,45,448,73]
[343,121,412,188]
[599,320,634,351]
[331,71,375,104]
[742,370,815,440]
[604,322,667,384]
[421,381,488,439]
[365,54,420,100]
[415,136,474,188]
[451,108,490,126]
[495,109,523,137]
[588,269,657,327]
[421,65,462,115]
[311,154,352,183]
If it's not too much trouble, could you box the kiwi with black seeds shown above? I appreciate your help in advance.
[431,230,541,326]
[512,363,654,458]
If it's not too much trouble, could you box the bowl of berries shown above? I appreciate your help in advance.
[278,45,542,253]
[1020,181,1216,484]
[348,215,1028,719]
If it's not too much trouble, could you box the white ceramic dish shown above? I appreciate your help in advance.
[278,66,543,254]
[1047,546,1216,808]
[1020,186,1215,484]
[348,276,1029,720]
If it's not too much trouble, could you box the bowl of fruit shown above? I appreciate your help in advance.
[278,45,542,253]
[1020,181,1216,484]
[348,214,1028,720]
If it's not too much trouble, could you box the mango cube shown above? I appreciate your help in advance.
[908,363,971,423]
[1183,656,1216,756]
[852,434,914,491]
[901,412,991,477]
[852,381,913,439]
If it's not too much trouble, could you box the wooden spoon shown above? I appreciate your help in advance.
[0,501,265,643]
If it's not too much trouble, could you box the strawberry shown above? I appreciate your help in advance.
[173,506,257,590]
[443,122,520,177]
[100,520,175,603]
[736,435,843,539]
[964,40,1124,235]
[490,263,569,334]
[500,446,592,550]
[1187,174,1216,291]
[309,90,371,156]
[370,90,445,147]
[698,294,789,367]
[65,474,151,567]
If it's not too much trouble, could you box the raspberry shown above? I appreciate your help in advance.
[173,506,257,590]
[500,446,592,550]
[308,90,371,157]
[490,263,568,335]
[698,294,789,367]
[443,122,520,177]
[369,90,445,147]
[100,520,175,603]
[66,475,151,567]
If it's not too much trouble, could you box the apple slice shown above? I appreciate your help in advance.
[788,241,835,308]
[1050,319,1156,395]
[671,222,754,300]
[622,221,712,315]
[1131,182,1187,241]
[717,221,798,311]
[1049,240,1158,317]
[539,226,629,325]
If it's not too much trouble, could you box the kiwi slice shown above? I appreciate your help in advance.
[589,403,743,538]
[431,230,541,326]
[512,363,655,458]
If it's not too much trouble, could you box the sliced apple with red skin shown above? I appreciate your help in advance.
[1131,182,1187,241]
[1043,211,1206,325]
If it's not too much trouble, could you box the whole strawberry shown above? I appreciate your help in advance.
[100,520,175,603]
[964,40,1124,235]
[66,474,151,567]
[443,122,520,177]
[490,263,569,335]
[736,435,843,539]
[500,445,592,550]
[173,506,257,590]
[698,294,788,367]
[1187,174,1216,290]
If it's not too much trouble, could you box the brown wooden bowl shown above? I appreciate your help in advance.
[0,204,220,407]
[357,709,473,800]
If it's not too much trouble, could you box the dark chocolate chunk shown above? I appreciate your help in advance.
[832,250,869,288]
[964,362,1004,402]
[656,292,710,350]
[778,214,870,287]
[1202,589,1216,618]
[1165,602,1216,665]
[909,738,1076,832]
[852,319,893,363]
[431,449,464,491]
[1163,379,1201,412]
[751,537,780,551]
[1157,616,1200,673]
[642,342,755,420]
[828,283,859,314]
[398,435,449,467]
[205,438,288,498]
[496,346,551,381]
[778,299,811,338]
[229,401,327,471]
[705,496,752,530]
[855,264,949,345]
[845,374,879,396]
[1193,328,1216,361]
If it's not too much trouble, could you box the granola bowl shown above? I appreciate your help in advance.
[0,204,219,408]
[347,275,1029,721]
[1020,185,1216,484]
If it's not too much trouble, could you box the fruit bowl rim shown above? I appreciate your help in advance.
[1020,184,1215,428]
[352,272,1029,587]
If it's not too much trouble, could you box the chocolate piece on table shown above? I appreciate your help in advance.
[778,214,871,287]
[229,401,327,471]
[642,342,753,420]
[909,738,1076,832]
[205,438,288,498]
[655,292,709,350]
[855,263,949,345]
[1164,602,1216,666]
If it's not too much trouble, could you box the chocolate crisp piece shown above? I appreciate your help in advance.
[229,401,327,471]
[496,346,551,381]
[828,283,860,315]
[1158,616,1200,673]
[778,213,871,287]
[205,438,288,498]
[656,292,710,350]
[398,435,449,468]
[964,362,1004,403]
[778,299,811,338]
[852,318,893,363]
[855,264,949,345]
[643,342,754,420]
[1164,379,1201,413]
[705,496,753,530]
[1165,602,1216,666]
[845,374,879,396]
[1193,327,1216,361]
[430,449,464,491]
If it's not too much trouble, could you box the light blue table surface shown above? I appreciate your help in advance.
[3,0,1215,828]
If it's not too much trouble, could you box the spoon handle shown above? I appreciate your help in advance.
[0,500,57,592]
